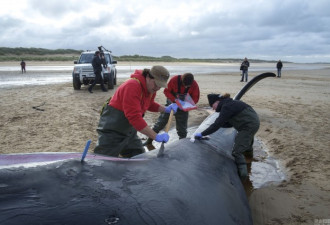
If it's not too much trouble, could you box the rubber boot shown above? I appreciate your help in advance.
[237,163,248,181]
[88,86,93,93]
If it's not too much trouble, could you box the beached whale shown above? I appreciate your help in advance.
[0,73,275,225]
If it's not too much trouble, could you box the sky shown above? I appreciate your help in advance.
[0,0,329,63]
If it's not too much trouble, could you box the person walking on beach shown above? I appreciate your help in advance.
[194,93,260,180]
[94,65,178,158]
[20,60,26,74]
[88,51,107,93]
[143,73,200,147]
[240,57,250,82]
[276,60,283,78]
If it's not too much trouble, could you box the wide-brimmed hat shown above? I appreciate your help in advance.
[150,65,170,88]
[207,94,222,107]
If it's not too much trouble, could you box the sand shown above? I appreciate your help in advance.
[0,62,329,224]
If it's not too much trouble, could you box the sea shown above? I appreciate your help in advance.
[0,62,328,89]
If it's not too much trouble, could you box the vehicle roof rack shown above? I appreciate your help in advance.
[98,45,112,53]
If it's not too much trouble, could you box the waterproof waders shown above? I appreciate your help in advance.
[94,105,145,158]
[229,107,260,180]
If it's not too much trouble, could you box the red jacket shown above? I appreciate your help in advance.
[164,75,200,103]
[109,70,160,131]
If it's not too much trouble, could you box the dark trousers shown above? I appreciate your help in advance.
[241,70,248,82]
[231,107,260,166]
[152,99,189,139]
[89,71,106,91]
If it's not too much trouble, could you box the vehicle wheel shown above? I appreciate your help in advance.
[113,69,117,85]
[73,77,81,90]
[107,72,114,89]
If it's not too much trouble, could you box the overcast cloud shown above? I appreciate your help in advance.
[1,0,329,63]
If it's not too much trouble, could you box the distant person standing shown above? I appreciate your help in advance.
[88,51,107,93]
[20,60,26,74]
[240,57,249,82]
[276,60,283,78]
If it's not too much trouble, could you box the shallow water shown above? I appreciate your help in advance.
[0,72,72,88]
[0,63,328,89]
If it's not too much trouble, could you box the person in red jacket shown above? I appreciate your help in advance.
[93,65,178,158]
[144,73,200,146]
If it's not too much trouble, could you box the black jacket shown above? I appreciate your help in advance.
[201,98,249,136]
[92,55,103,73]
[277,61,283,69]
[241,60,249,71]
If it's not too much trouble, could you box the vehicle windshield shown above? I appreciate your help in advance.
[79,53,111,64]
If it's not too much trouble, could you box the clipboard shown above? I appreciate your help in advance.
[175,93,197,111]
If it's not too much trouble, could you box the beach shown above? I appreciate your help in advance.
[0,62,329,224]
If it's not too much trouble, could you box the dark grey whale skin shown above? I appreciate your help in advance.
[0,138,250,225]
[0,73,275,225]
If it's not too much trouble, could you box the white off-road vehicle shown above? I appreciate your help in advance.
[72,46,117,90]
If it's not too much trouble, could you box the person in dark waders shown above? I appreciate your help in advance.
[88,51,107,93]
[93,65,178,158]
[143,73,200,147]
[194,93,260,180]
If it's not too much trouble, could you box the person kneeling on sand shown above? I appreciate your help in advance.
[94,65,178,158]
[194,93,260,180]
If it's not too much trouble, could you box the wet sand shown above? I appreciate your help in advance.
[0,62,329,224]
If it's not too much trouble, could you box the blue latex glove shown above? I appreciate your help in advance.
[194,132,203,140]
[165,103,178,114]
[155,133,170,143]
